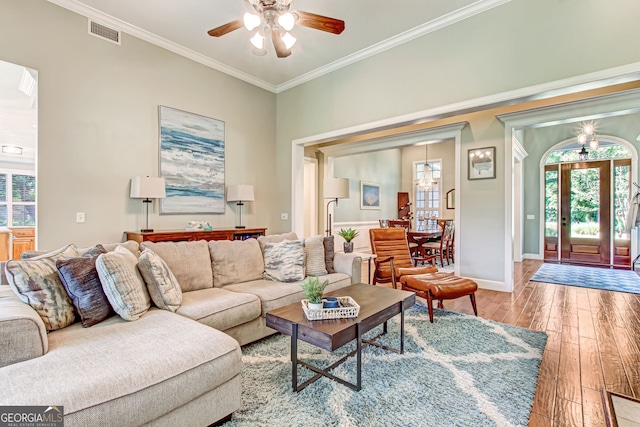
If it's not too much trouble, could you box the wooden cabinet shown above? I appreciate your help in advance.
[124,228,267,244]
[10,227,35,259]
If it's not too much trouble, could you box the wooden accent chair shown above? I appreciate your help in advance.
[369,228,437,289]
[423,221,453,266]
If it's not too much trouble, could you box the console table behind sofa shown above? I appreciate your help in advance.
[125,228,267,243]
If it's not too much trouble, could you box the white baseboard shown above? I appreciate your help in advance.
[470,278,511,293]
[523,253,544,260]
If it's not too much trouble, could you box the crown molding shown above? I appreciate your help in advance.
[48,0,511,94]
[47,0,278,92]
[275,0,513,92]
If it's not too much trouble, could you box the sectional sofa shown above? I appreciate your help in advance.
[0,233,362,426]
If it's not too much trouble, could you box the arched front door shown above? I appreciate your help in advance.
[545,157,631,268]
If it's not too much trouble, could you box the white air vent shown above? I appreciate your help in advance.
[88,20,121,45]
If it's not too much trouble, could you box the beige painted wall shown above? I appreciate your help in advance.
[276,0,640,287]
[0,0,276,249]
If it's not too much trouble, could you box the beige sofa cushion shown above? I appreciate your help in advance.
[177,287,261,331]
[257,232,298,253]
[140,241,213,292]
[5,244,79,331]
[208,239,264,287]
[96,247,150,321]
[0,309,241,426]
[137,249,182,312]
[224,273,351,316]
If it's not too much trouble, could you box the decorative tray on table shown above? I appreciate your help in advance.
[301,297,360,321]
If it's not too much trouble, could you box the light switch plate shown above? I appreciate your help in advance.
[280,213,288,220]
[526,214,535,220]
[76,212,85,223]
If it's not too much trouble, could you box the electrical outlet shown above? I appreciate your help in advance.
[280,213,288,220]
[76,212,85,223]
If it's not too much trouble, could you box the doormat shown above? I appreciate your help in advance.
[226,305,547,427]
[530,263,640,294]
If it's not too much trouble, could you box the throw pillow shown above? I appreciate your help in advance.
[263,239,305,282]
[137,248,182,312]
[323,236,336,274]
[5,244,79,331]
[208,239,264,287]
[96,246,150,321]
[304,236,327,276]
[56,245,113,327]
[257,232,298,253]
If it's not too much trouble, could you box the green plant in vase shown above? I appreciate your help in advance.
[300,276,329,310]
[338,228,359,253]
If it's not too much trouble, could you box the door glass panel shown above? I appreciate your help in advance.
[570,168,600,238]
[545,169,558,237]
[614,163,630,240]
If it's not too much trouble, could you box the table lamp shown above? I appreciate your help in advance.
[130,176,166,232]
[227,184,254,229]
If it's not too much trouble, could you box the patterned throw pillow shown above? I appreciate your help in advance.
[304,236,327,276]
[323,236,336,274]
[96,246,150,321]
[5,244,79,331]
[137,248,182,312]
[257,232,298,253]
[263,239,305,282]
[56,245,113,327]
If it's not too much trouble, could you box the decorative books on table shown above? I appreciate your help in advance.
[301,297,360,321]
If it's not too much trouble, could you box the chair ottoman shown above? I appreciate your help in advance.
[400,273,478,322]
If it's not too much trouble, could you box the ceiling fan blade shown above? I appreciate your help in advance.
[271,30,291,58]
[207,19,243,37]
[292,10,345,35]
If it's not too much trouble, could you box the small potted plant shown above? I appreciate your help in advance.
[338,228,359,253]
[300,276,329,310]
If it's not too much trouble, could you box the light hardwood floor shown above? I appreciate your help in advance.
[366,259,640,426]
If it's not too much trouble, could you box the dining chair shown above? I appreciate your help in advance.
[369,228,437,289]
[445,222,455,264]
[387,219,411,230]
[422,221,453,266]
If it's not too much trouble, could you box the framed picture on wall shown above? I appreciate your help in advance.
[159,106,225,214]
[360,181,381,210]
[468,146,496,180]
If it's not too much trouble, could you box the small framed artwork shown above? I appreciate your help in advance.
[468,146,496,180]
[360,181,381,210]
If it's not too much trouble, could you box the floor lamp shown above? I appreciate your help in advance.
[130,176,166,232]
[227,184,254,229]
[323,177,349,236]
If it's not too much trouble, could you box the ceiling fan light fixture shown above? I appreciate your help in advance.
[250,31,265,49]
[282,32,296,49]
[278,12,295,31]
[243,12,261,31]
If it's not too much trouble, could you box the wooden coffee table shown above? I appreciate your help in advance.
[265,283,415,392]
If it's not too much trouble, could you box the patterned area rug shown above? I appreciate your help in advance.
[530,263,640,294]
[226,305,547,427]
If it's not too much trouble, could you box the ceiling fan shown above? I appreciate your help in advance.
[207,0,345,58]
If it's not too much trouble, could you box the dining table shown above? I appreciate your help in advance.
[407,228,442,258]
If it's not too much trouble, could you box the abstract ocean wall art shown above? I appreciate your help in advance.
[360,181,381,210]
[159,106,225,214]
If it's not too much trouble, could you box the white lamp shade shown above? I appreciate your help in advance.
[227,184,254,202]
[323,177,349,199]
[130,177,166,199]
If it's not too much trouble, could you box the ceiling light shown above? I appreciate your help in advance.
[416,143,436,191]
[250,32,265,49]
[2,145,23,155]
[243,12,261,31]
[589,137,599,150]
[578,146,589,161]
[278,12,295,31]
[282,32,296,49]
